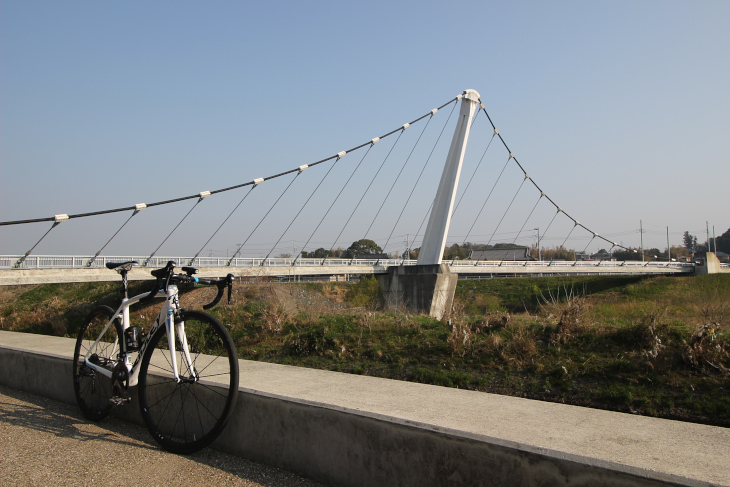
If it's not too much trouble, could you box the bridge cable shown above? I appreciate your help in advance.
[365,118,433,257]
[143,194,208,266]
[380,104,459,263]
[411,199,434,257]
[0,97,459,228]
[225,170,303,266]
[470,175,527,266]
[534,207,562,258]
[86,207,144,267]
[574,235,597,265]
[385,102,458,264]
[13,220,63,269]
[332,130,405,262]
[451,132,496,218]
[289,144,375,264]
[597,244,617,265]
[548,221,580,266]
[497,193,544,266]
[454,154,512,257]
[188,185,258,265]
[402,102,461,258]
[262,154,346,264]
[476,101,640,256]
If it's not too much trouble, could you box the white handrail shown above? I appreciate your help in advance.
[0,255,698,270]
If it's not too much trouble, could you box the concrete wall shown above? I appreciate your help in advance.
[2,331,727,487]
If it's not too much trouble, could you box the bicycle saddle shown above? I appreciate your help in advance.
[106,261,138,272]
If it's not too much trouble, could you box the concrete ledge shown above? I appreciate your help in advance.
[1,331,728,486]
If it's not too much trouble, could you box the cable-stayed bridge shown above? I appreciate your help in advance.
[0,89,720,286]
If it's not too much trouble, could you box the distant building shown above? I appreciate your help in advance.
[466,247,535,261]
[590,249,613,261]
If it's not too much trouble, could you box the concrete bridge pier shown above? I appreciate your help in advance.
[694,251,723,275]
[376,264,458,320]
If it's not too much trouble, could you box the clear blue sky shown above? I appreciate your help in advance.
[1,1,728,258]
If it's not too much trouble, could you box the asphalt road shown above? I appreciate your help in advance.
[0,384,325,487]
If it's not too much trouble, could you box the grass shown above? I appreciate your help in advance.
[1,273,728,427]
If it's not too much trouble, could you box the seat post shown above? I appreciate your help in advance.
[120,269,129,299]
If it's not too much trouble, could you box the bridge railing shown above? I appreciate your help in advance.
[1,255,701,270]
[0,255,409,270]
[449,260,698,269]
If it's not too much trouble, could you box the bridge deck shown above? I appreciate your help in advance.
[0,256,697,285]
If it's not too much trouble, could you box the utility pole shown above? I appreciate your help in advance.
[640,220,644,262]
[667,227,670,262]
[713,225,716,253]
[533,227,541,261]
[706,222,710,252]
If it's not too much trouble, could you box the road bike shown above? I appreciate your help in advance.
[72,260,238,454]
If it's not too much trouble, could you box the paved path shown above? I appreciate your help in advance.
[0,384,324,487]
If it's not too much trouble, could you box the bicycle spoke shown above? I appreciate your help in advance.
[139,310,238,453]
[194,382,232,399]
[146,384,180,411]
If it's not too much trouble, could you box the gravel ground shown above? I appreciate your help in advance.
[0,384,325,487]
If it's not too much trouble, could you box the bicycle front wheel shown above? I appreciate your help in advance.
[138,310,239,454]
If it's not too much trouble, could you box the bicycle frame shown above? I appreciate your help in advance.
[82,284,192,388]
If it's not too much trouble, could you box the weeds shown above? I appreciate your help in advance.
[2,274,730,426]
[538,285,591,347]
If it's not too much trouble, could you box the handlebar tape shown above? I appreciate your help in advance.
[140,261,176,303]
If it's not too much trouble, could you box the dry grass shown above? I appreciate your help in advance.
[538,285,592,347]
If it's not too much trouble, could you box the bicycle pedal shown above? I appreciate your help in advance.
[109,396,132,406]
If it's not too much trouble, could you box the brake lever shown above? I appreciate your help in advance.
[202,274,234,310]
[226,273,234,305]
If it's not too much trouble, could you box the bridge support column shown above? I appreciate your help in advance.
[694,251,721,275]
[376,264,457,320]
[417,89,480,265]
[384,89,478,319]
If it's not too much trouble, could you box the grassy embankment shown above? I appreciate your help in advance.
[1,273,728,426]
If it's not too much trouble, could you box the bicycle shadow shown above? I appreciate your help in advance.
[0,384,157,450]
[0,384,324,486]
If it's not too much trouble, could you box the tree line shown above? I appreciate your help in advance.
[290,228,730,261]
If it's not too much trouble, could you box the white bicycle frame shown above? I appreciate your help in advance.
[82,284,193,388]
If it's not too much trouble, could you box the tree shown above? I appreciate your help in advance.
[713,228,730,254]
[346,239,383,258]
[610,247,643,261]
[683,231,698,253]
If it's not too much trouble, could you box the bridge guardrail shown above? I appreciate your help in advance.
[1,255,699,271]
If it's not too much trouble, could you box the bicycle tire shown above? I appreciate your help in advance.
[138,310,239,454]
[73,305,119,421]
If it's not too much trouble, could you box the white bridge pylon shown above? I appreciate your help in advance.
[417,89,480,265]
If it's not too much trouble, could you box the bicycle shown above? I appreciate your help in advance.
[72,260,239,454]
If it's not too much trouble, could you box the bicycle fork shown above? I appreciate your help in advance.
[164,286,197,384]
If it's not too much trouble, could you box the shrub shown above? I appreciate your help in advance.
[346,276,382,308]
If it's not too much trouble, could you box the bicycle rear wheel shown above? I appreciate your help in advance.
[138,310,239,454]
[73,305,119,421]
